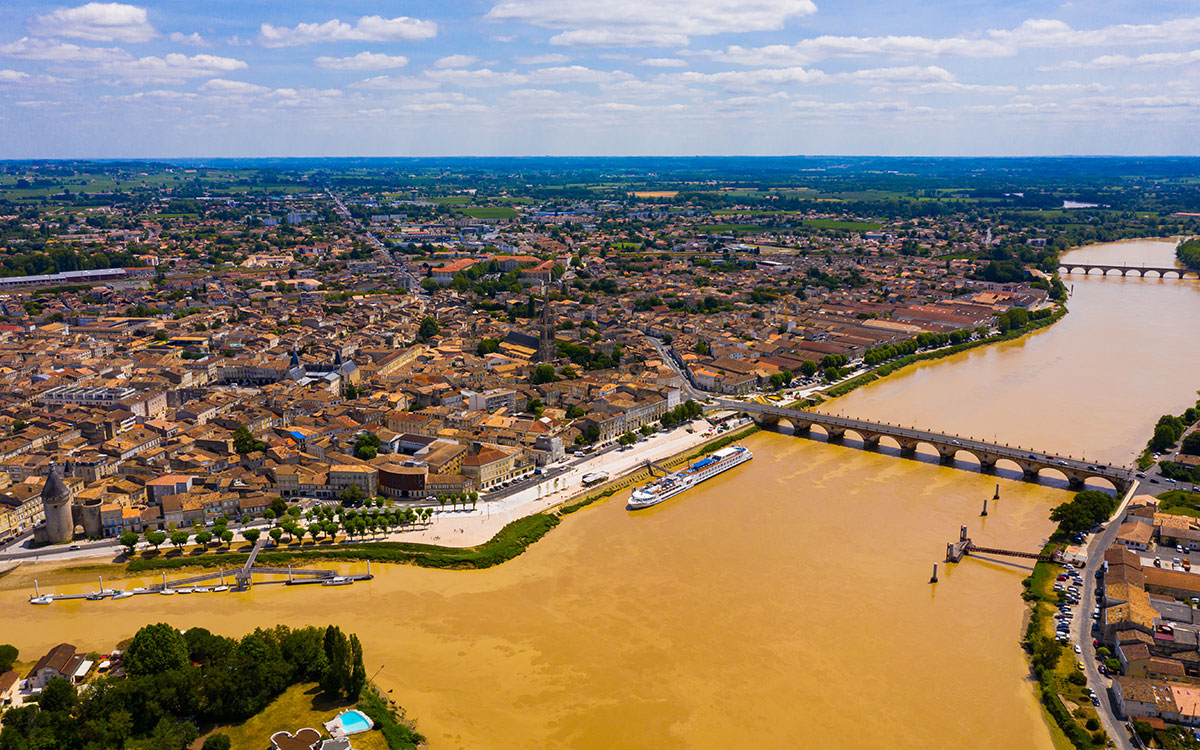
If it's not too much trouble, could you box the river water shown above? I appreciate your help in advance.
[3,239,1198,749]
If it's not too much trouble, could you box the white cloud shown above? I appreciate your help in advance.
[100,53,247,83]
[1025,83,1111,94]
[434,54,479,69]
[839,65,955,85]
[486,0,817,47]
[525,65,633,84]
[670,66,827,91]
[515,53,569,65]
[200,78,272,95]
[259,15,437,47]
[316,52,408,71]
[706,35,1012,67]
[101,88,199,102]
[30,2,156,43]
[349,74,439,91]
[168,31,209,47]
[703,16,1200,67]
[0,37,130,63]
[1049,49,1200,71]
[989,17,1200,48]
[641,57,687,68]
[0,70,30,83]
[423,67,527,87]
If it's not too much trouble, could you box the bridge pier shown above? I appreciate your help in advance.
[937,444,958,463]
[859,431,881,450]
[826,426,846,442]
[977,454,998,473]
[896,438,919,455]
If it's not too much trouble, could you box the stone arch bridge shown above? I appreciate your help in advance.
[724,399,1132,493]
[1059,263,1199,279]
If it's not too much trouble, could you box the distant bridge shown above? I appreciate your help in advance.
[722,399,1133,493]
[1059,263,1198,279]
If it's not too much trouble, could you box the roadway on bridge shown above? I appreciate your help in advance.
[719,399,1131,489]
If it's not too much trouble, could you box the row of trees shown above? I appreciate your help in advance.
[0,623,368,750]
[1178,238,1200,271]
[861,329,976,366]
[659,399,703,429]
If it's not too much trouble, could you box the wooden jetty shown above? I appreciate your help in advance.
[945,525,1062,564]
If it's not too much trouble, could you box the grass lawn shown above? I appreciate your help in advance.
[1028,558,1108,748]
[428,195,470,205]
[197,682,390,750]
[803,218,883,231]
[461,206,518,219]
[694,223,762,233]
[1158,490,1200,518]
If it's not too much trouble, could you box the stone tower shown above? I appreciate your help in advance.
[538,294,555,363]
[38,464,74,545]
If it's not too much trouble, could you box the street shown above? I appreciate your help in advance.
[1076,482,1140,750]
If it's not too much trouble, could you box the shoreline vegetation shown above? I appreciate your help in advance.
[63,425,762,580]
[819,304,1067,401]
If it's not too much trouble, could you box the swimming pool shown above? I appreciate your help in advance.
[334,709,373,735]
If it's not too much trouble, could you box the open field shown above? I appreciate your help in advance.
[461,206,519,219]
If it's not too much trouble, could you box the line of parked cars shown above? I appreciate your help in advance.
[1053,568,1086,642]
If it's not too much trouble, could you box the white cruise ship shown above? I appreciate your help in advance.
[628,445,752,510]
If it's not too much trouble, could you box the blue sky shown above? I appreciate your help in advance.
[0,1,1197,157]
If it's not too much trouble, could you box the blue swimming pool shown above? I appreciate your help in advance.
[337,709,373,735]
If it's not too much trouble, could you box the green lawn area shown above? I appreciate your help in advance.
[428,195,471,205]
[461,206,519,219]
[197,682,390,750]
[1027,557,1109,749]
[1158,490,1200,518]
[803,218,883,231]
[694,223,763,233]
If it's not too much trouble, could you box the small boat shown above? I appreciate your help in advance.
[322,576,353,587]
[194,586,210,593]
[159,588,176,595]
[30,595,53,605]
[177,587,194,594]
[112,590,132,600]
[212,585,229,593]
[86,592,107,601]
[132,587,148,593]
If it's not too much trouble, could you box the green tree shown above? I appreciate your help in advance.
[341,484,364,504]
[220,529,234,548]
[270,496,289,517]
[119,531,139,555]
[476,337,500,356]
[417,316,440,341]
[269,527,283,545]
[169,531,189,551]
[202,735,232,750]
[532,364,558,384]
[0,644,17,673]
[148,716,199,750]
[195,530,213,547]
[799,360,818,377]
[1182,431,1200,456]
[233,425,267,454]
[346,634,366,700]
[146,530,167,550]
[242,528,261,546]
[565,404,585,419]
[125,622,189,676]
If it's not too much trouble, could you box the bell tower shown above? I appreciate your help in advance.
[538,294,555,363]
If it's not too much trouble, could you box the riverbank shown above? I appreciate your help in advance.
[12,424,762,583]
[818,304,1067,401]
